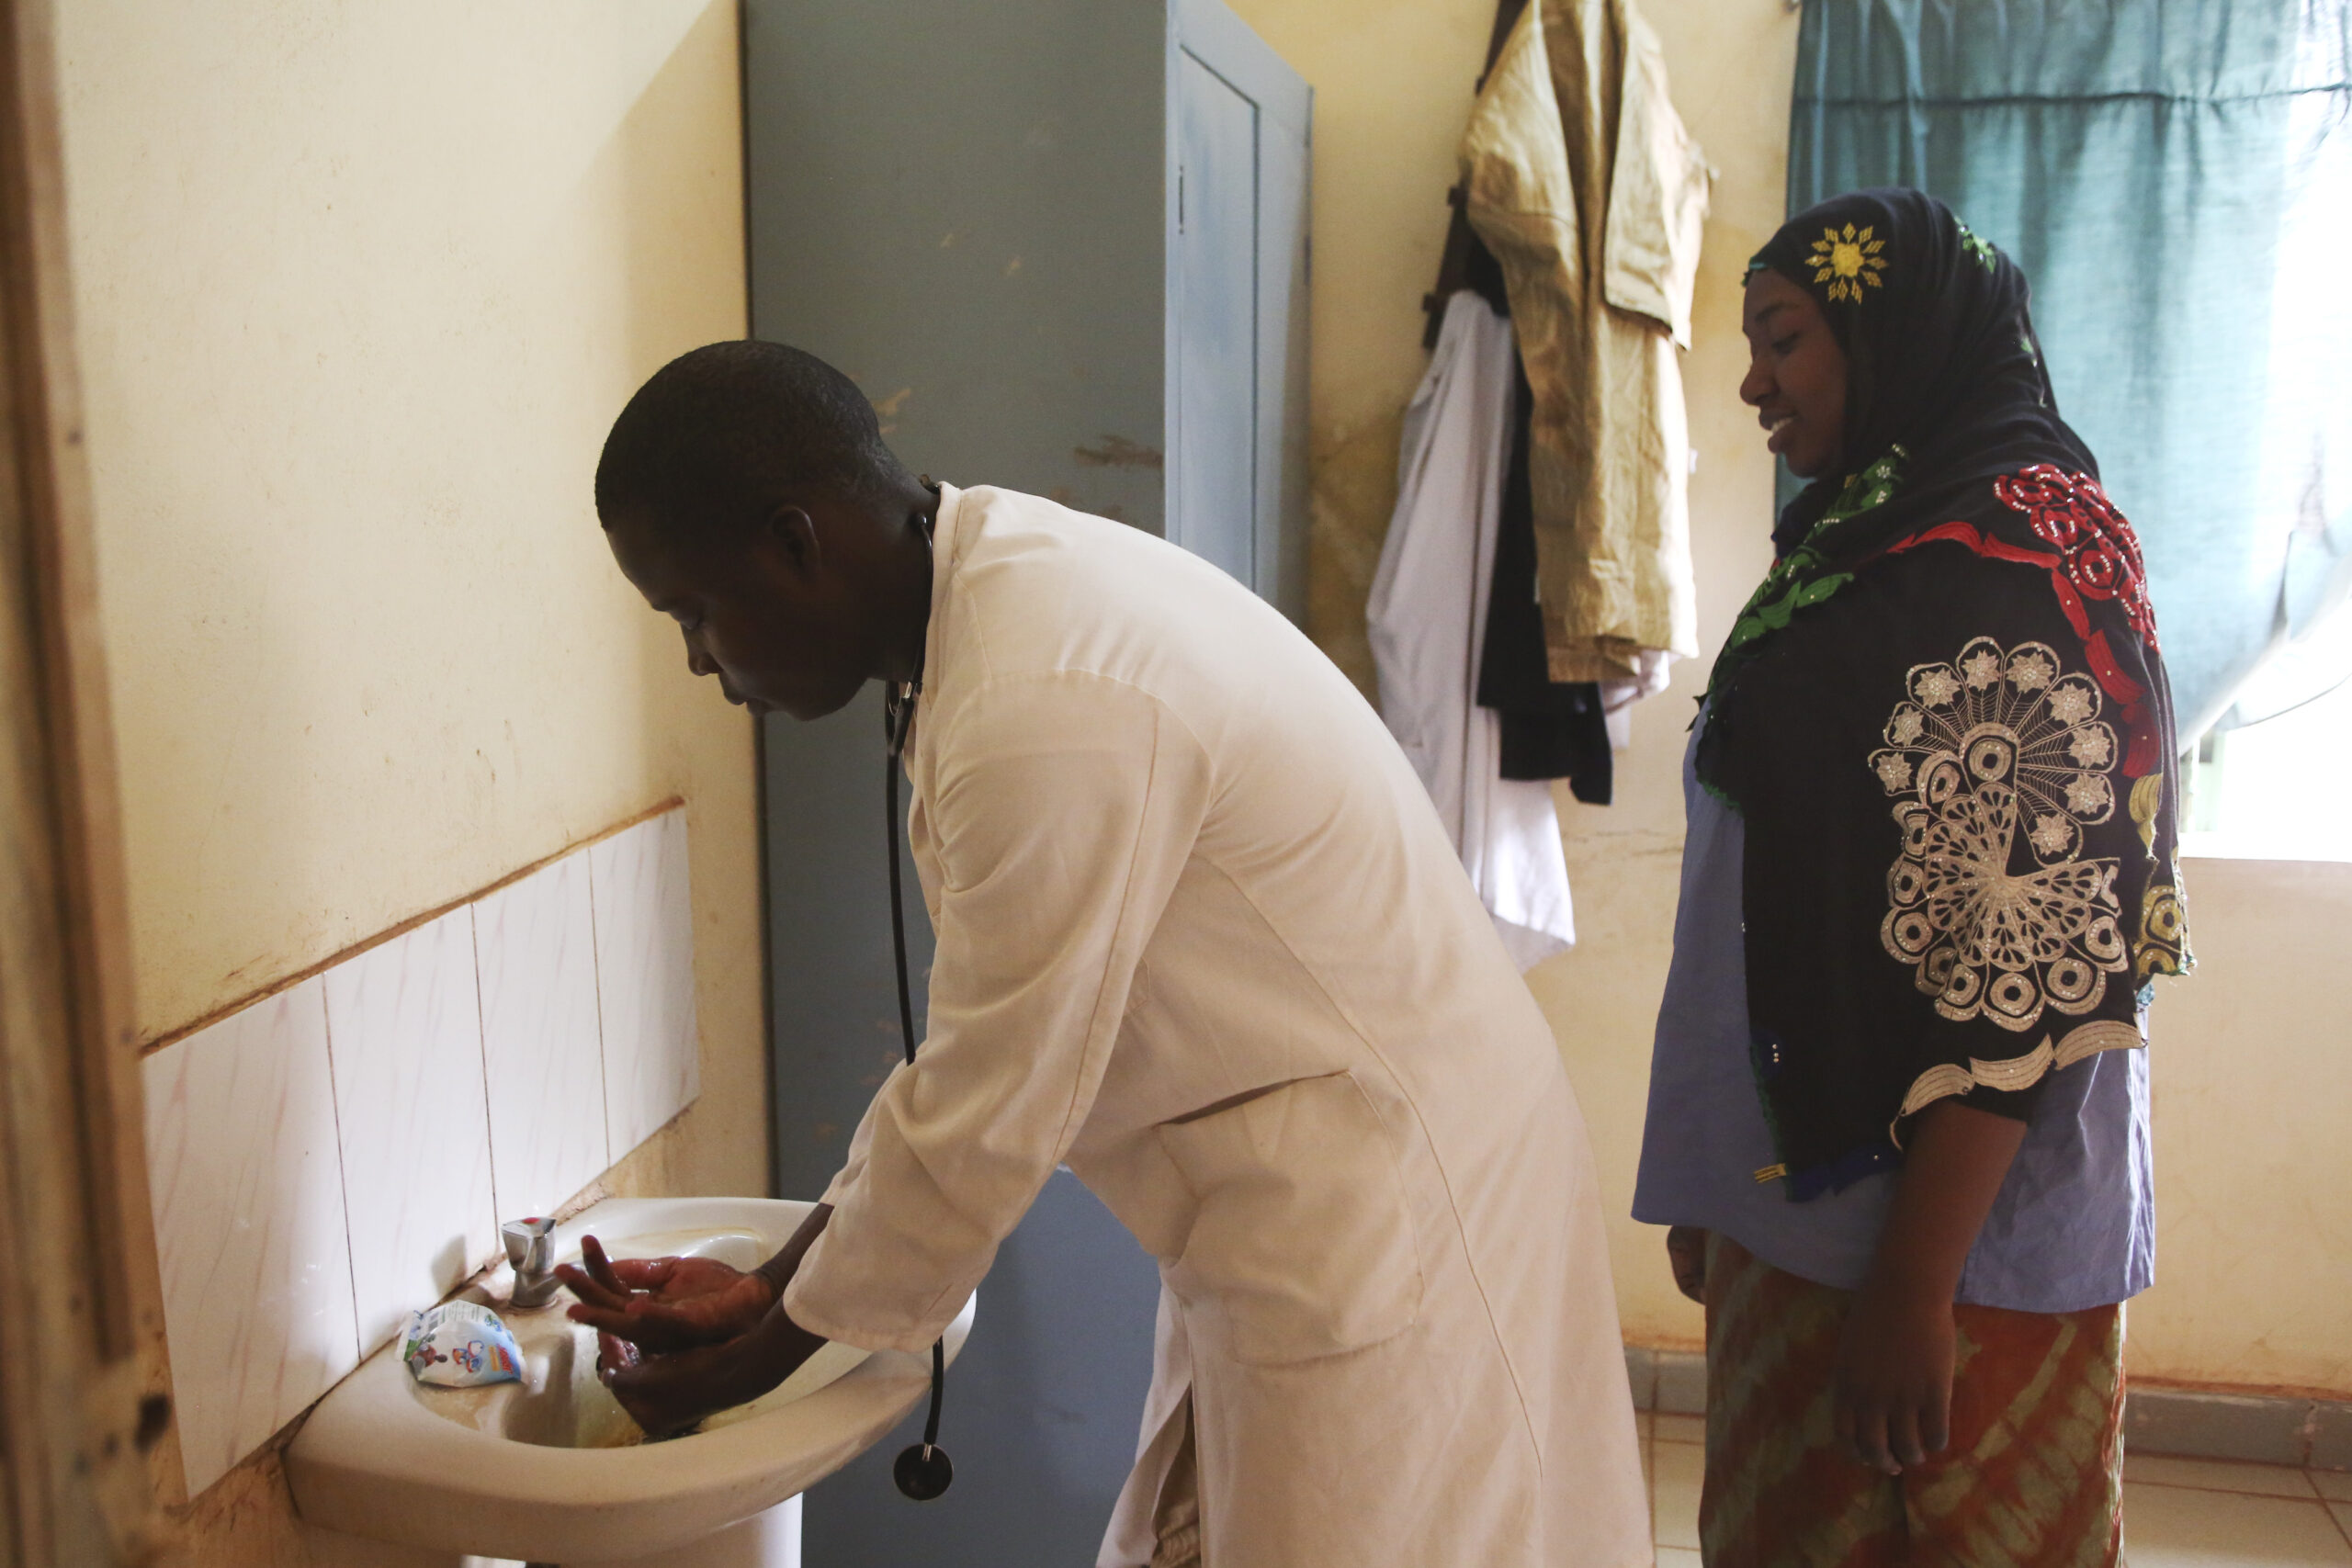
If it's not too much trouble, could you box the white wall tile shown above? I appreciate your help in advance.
[590,810,699,1156]
[474,853,610,1221]
[322,908,497,1351]
[142,978,359,1496]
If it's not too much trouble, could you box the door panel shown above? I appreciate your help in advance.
[1255,93,1311,622]
[1172,51,1259,590]
[1168,0,1312,619]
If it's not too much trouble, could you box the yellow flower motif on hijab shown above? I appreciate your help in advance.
[1810,223,1890,303]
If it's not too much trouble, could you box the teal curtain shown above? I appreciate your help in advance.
[1785,0,2352,742]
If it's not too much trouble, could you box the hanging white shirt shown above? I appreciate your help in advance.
[784,484,1647,1568]
[1367,291,1577,970]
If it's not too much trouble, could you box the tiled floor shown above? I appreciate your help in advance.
[1640,1411,2352,1565]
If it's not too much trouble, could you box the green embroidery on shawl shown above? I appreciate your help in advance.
[1708,446,1908,695]
[1957,222,1998,273]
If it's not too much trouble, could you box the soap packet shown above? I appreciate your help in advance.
[401,1299,523,1387]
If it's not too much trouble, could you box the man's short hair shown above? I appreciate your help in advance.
[594,340,910,537]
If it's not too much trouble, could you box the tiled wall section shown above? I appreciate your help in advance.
[141,809,699,1497]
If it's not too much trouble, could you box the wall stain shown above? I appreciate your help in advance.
[1073,434,1164,471]
[1306,407,1407,700]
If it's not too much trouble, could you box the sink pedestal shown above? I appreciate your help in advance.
[573,1495,799,1567]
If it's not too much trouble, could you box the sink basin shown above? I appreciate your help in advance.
[286,1196,974,1562]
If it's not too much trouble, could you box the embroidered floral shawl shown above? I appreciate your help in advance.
[1696,190,2191,1200]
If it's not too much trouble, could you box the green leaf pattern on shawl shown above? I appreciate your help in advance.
[1708,446,1909,698]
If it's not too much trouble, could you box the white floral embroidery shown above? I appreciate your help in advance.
[1869,637,2126,1032]
[2030,813,2073,856]
[2048,684,2095,725]
[2068,728,2112,768]
[2064,773,2112,816]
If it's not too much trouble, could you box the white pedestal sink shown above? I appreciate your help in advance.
[287,1197,973,1565]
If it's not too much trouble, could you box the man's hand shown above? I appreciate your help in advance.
[594,1303,830,1438]
[1666,1225,1709,1303]
[596,1331,750,1438]
[1832,1278,1955,1473]
[560,1235,778,1353]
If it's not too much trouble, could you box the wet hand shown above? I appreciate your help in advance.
[595,1331,746,1438]
[1831,1283,1954,1475]
[594,1300,829,1439]
[560,1235,778,1353]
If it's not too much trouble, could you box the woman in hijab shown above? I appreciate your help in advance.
[1634,189,2190,1564]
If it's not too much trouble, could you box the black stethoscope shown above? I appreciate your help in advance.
[884,492,954,1503]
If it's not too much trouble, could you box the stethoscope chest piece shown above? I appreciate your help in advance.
[893,1440,955,1501]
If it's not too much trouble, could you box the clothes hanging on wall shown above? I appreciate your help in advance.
[1459,0,1708,684]
[1368,292,1576,971]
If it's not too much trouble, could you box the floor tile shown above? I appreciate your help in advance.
[2331,1500,2352,1543]
[2128,1453,2320,1499]
[142,979,359,1495]
[2123,1482,2352,1566]
[2317,1471,2352,1503]
[1656,1351,1707,1415]
[1655,1412,1706,1446]
[1656,1551,1703,1567]
[1652,1433,1703,1551]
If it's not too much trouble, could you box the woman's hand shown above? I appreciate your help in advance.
[559,1235,779,1353]
[1666,1225,1710,1303]
[1832,1279,1954,1473]
[1834,1098,2026,1473]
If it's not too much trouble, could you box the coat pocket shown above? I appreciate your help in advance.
[1156,1072,1424,1366]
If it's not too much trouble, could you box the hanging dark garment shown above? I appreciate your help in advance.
[1476,354,1613,805]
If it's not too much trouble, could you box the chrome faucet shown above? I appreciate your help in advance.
[502,1217,559,1309]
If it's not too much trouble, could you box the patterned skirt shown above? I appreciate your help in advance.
[1699,1233,2124,1567]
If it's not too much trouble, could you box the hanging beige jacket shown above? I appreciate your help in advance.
[784,485,1649,1568]
[1462,0,1708,682]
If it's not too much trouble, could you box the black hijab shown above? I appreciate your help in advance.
[1696,190,2188,1200]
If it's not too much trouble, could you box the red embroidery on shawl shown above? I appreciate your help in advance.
[1887,519,2161,777]
[1992,467,2159,649]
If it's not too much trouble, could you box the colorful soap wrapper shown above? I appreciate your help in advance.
[401,1299,523,1387]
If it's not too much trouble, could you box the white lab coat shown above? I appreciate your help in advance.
[1367,291,1578,972]
[784,485,1647,1568]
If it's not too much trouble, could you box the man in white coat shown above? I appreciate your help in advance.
[564,341,1647,1568]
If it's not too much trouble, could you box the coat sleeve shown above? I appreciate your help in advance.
[1600,8,1709,350]
[783,671,1212,1351]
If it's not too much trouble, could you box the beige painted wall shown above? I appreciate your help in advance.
[54,1,766,1558]
[1235,0,2352,1397]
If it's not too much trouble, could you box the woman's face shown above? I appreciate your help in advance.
[1740,269,1848,480]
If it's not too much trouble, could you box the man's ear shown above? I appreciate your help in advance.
[760,504,822,578]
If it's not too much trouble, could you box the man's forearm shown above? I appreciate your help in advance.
[735,1292,830,1395]
[754,1201,834,1299]
[1867,1100,2027,1302]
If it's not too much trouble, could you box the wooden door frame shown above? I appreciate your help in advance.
[0,0,170,1560]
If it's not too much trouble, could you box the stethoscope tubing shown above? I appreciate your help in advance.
[886,681,953,1500]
